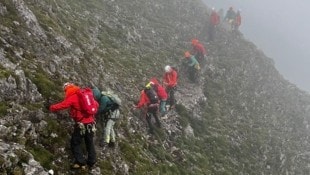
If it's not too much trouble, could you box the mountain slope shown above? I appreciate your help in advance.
[0,0,310,174]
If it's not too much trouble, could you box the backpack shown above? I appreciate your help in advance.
[77,88,99,116]
[101,90,122,111]
[144,87,159,104]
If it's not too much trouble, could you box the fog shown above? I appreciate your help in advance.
[203,0,310,93]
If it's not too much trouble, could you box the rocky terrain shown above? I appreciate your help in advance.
[1,0,310,174]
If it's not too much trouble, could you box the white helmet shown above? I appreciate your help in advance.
[165,65,172,73]
[63,82,73,90]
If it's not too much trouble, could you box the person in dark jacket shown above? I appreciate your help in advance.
[92,87,120,148]
[133,83,161,134]
[224,7,236,30]
[49,82,96,169]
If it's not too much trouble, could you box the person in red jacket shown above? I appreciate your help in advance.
[163,65,178,110]
[209,7,220,41]
[234,10,242,32]
[49,82,96,169]
[133,83,161,134]
[191,39,207,65]
[150,77,168,116]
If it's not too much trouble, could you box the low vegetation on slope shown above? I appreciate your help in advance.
[0,0,310,174]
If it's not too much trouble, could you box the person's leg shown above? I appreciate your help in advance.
[84,126,96,167]
[160,100,167,114]
[146,111,154,134]
[71,127,86,166]
[169,88,175,107]
[104,119,113,143]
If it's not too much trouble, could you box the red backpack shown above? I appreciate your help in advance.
[77,88,99,116]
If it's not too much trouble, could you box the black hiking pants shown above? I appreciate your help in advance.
[71,123,96,167]
[188,66,198,83]
[166,86,176,107]
[146,104,161,133]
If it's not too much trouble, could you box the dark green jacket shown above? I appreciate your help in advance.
[92,88,113,114]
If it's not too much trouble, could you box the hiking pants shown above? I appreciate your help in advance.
[166,87,176,107]
[104,119,116,143]
[71,123,96,167]
[160,100,167,114]
[146,105,161,132]
[188,66,198,83]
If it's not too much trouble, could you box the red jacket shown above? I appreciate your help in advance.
[136,90,151,108]
[193,42,207,55]
[210,11,219,26]
[49,86,95,124]
[150,77,168,100]
[163,69,178,88]
[235,14,241,26]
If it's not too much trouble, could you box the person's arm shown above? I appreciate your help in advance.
[49,98,72,112]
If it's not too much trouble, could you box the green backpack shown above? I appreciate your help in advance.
[101,90,122,112]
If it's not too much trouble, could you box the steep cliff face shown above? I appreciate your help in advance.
[1,0,310,174]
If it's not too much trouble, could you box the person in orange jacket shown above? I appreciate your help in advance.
[163,65,178,110]
[133,83,161,134]
[49,82,96,169]
[191,39,207,65]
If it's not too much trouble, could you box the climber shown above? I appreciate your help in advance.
[49,82,96,170]
[163,65,178,110]
[93,87,120,148]
[217,8,224,23]
[133,83,161,134]
[191,39,207,66]
[224,7,236,30]
[209,7,220,41]
[233,10,242,32]
[184,51,200,83]
[149,77,168,116]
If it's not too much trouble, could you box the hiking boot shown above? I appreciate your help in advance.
[71,163,86,170]
[108,141,115,148]
[99,139,106,147]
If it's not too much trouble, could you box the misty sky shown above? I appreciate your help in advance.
[203,0,310,93]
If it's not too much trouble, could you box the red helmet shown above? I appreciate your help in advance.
[191,39,199,46]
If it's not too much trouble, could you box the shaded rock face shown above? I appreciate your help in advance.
[1,0,310,174]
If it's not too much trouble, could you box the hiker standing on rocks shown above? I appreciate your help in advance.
[209,7,220,41]
[92,87,121,149]
[49,82,96,170]
[224,7,236,31]
[150,77,168,117]
[163,65,178,110]
[184,51,200,83]
[133,83,161,134]
[233,10,242,32]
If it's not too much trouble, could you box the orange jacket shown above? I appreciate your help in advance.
[49,85,95,124]
[163,69,178,88]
